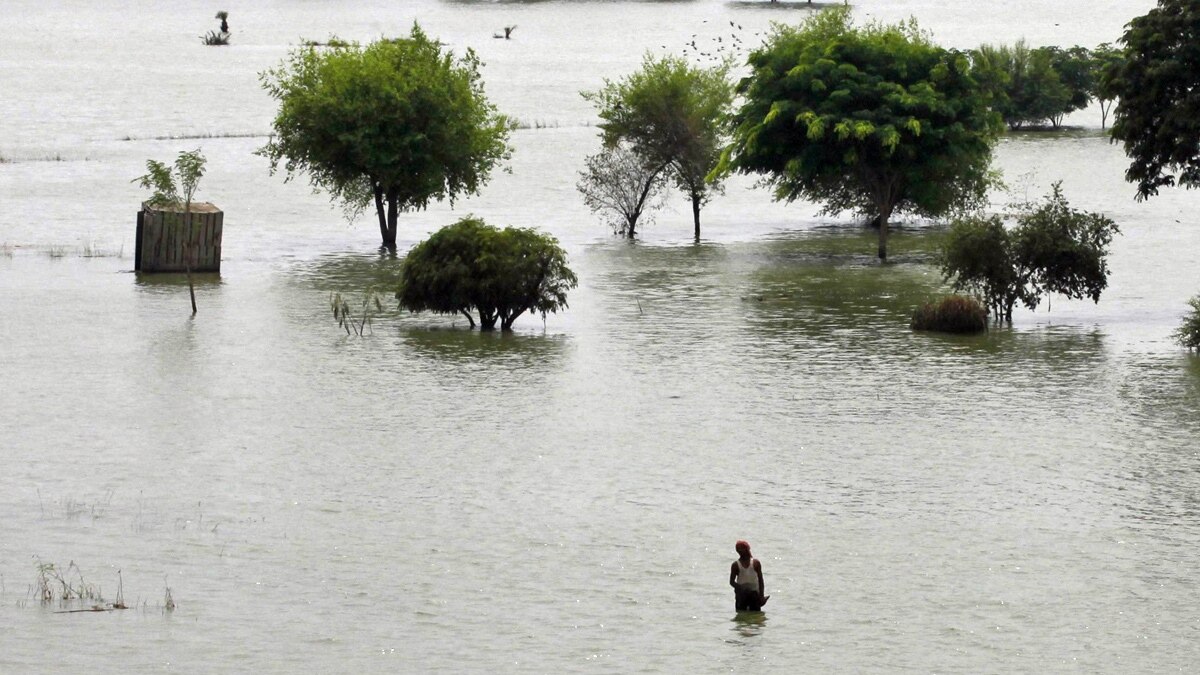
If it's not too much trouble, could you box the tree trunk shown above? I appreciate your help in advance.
[383,189,399,250]
[625,215,637,239]
[691,192,701,240]
[479,308,498,331]
[876,210,890,261]
[501,310,522,331]
[459,309,476,329]
[373,182,387,247]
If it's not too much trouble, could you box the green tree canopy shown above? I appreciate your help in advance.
[1092,43,1126,129]
[941,183,1119,322]
[396,217,578,331]
[1105,0,1200,199]
[724,8,1001,260]
[259,25,512,249]
[584,55,734,239]
[971,41,1072,129]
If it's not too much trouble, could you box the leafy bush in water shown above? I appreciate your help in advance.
[1175,296,1200,351]
[396,217,577,331]
[940,182,1119,322]
[201,31,230,46]
[911,295,988,334]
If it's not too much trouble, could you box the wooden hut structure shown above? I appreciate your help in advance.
[135,202,223,273]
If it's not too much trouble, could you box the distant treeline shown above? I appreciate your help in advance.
[969,41,1123,130]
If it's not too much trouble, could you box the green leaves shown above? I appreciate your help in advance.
[940,183,1120,321]
[1107,0,1200,199]
[259,24,512,242]
[396,218,578,330]
[726,7,1000,258]
[582,53,734,233]
[133,149,206,208]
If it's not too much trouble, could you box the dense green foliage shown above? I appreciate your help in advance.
[584,55,734,238]
[259,25,512,248]
[969,42,1109,130]
[724,8,1001,260]
[972,41,1070,129]
[1175,295,1200,351]
[911,295,988,334]
[941,184,1120,322]
[576,143,667,238]
[396,217,578,331]
[1106,0,1200,199]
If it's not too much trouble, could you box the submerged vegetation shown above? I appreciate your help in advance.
[396,217,577,331]
[330,291,385,336]
[940,183,1119,322]
[1175,296,1200,352]
[911,295,989,334]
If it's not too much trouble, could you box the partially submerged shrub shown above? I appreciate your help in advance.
[201,30,230,46]
[911,295,989,334]
[1175,295,1200,351]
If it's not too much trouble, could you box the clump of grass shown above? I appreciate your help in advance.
[1174,295,1200,351]
[201,30,230,46]
[301,35,351,48]
[0,152,9,164]
[911,295,988,334]
[33,560,100,604]
[31,560,129,612]
[513,118,560,130]
[81,241,125,258]
[0,242,13,257]
[331,291,385,336]
[45,245,68,259]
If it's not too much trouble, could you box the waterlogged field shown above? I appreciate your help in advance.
[3,0,1200,673]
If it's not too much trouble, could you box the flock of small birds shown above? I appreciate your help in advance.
[492,16,786,64]
[678,20,763,64]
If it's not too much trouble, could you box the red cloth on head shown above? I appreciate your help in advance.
[735,540,751,555]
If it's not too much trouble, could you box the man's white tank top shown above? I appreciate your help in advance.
[735,559,758,589]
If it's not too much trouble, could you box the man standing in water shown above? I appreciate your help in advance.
[729,540,769,611]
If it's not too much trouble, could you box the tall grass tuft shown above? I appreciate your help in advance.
[911,295,989,334]
[330,291,384,336]
[1174,295,1200,351]
[201,30,230,46]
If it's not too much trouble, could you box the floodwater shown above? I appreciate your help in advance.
[3,0,1199,672]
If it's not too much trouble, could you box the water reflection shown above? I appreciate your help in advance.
[729,611,768,640]
[133,271,224,294]
[292,251,404,292]
[400,326,570,369]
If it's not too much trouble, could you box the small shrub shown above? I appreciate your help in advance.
[201,31,230,46]
[911,295,989,334]
[1174,295,1200,351]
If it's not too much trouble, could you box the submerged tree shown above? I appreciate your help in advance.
[941,183,1120,322]
[971,41,1072,129]
[584,55,734,239]
[133,149,207,314]
[576,142,667,238]
[1092,43,1125,129]
[259,25,512,249]
[396,217,578,331]
[1105,0,1200,199]
[1174,295,1200,351]
[724,7,1001,260]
